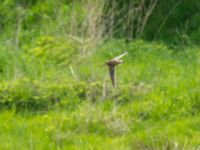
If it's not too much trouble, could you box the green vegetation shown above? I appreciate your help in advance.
[0,0,200,149]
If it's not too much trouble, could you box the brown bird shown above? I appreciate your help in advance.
[106,52,128,87]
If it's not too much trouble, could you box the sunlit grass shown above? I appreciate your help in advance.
[0,39,200,149]
[0,102,200,150]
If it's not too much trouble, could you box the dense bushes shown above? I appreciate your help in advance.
[0,77,133,111]
[28,36,79,66]
[0,76,199,119]
[0,77,147,111]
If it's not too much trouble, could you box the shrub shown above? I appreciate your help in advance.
[29,36,79,66]
[0,78,101,111]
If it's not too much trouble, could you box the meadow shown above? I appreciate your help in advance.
[0,39,200,149]
[1,0,200,149]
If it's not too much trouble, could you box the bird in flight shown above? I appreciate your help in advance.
[106,52,128,87]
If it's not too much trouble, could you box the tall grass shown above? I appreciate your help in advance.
[1,103,200,149]
[7,0,159,52]
[64,0,158,46]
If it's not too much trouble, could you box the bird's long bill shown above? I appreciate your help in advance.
[108,65,116,87]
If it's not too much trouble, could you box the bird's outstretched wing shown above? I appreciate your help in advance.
[108,65,115,87]
[113,52,128,61]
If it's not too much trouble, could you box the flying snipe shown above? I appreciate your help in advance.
[106,52,128,87]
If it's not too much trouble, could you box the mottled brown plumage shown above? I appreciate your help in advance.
[106,52,128,87]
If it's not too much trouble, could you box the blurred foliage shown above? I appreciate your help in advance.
[144,0,200,44]
[0,78,92,111]
[0,39,199,119]
[103,0,200,44]
[0,0,200,44]
[28,36,79,66]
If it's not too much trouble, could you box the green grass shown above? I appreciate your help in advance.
[1,102,200,150]
[0,38,200,149]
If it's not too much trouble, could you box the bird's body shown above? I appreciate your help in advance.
[106,52,127,87]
